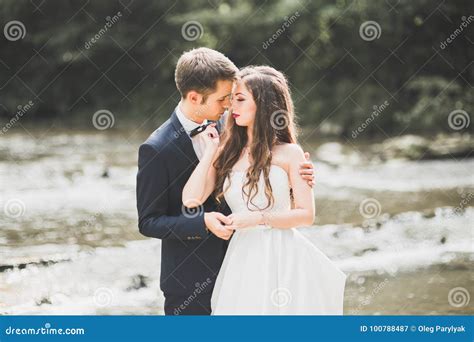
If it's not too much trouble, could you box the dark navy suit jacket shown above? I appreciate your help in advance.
[136,111,231,296]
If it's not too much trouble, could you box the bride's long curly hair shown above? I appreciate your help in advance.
[214,66,298,210]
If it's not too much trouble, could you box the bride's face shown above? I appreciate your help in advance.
[230,80,256,127]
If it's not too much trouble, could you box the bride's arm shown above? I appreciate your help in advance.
[182,125,221,208]
[228,144,315,229]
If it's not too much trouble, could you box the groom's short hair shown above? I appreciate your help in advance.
[175,47,238,100]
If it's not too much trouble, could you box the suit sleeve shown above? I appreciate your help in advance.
[136,143,208,241]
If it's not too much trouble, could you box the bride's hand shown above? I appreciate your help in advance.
[202,124,220,156]
[226,212,261,230]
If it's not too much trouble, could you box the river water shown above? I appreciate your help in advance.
[0,130,472,314]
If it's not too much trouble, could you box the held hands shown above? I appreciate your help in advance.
[204,212,262,240]
[225,212,262,230]
[204,212,233,240]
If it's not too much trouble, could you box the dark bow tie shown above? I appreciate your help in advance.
[189,121,216,137]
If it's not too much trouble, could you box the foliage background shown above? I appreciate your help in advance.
[0,0,472,137]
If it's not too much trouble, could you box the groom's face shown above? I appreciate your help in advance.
[198,79,233,121]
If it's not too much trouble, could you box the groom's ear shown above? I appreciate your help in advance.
[187,90,203,105]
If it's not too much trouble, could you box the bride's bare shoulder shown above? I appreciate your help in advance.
[273,143,304,155]
[272,143,305,169]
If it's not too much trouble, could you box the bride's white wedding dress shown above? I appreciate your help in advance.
[211,165,347,315]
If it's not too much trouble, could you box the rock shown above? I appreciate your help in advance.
[373,135,430,160]
[422,209,436,219]
[101,168,110,178]
[428,134,474,159]
[354,247,379,257]
[126,274,149,291]
[374,133,473,161]
[0,258,71,273]
[316,142,362,166]
[36,297,51,306]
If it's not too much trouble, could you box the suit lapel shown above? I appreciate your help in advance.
[170,111,199,165]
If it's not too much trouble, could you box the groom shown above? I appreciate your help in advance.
[136,47,315,315]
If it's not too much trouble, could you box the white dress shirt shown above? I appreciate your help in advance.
[175,103,208,160]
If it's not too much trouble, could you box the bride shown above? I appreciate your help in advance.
[182,65,346,315]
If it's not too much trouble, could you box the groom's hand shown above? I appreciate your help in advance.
[204,212,233,240]
[299,152,315,187]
